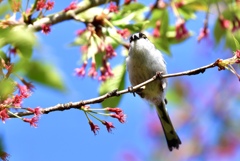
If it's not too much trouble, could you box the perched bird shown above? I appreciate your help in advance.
[126,32,181,151]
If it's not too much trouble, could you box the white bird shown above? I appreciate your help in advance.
[126,32,181,151]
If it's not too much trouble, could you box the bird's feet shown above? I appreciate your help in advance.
[156,71,164,80]
[128,86,136,97]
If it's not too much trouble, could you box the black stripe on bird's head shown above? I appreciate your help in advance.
[129,32,147,43]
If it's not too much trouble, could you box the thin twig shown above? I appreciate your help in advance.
[144,0,160,20]
[9,59,219,118]
[28,0,119,31]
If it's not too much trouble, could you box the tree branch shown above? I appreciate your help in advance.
[9,59,219,118]
[28,0,119,31]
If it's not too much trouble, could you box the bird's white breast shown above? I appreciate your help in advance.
[126,39,167,103]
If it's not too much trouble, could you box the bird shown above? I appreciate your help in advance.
[126,32,181,151]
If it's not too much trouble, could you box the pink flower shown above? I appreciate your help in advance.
[23,117,39,127]
[3,98,12,105]
[46,0,54,10]
[235,60,240,64]
[98,68,107,81]
[235,50,240,58]
[4,64,12,72]
[41,24,51,34]
[235,50,240,63]
[76,29,86,36]
[108,2,118,13]
[88,121,100,135]
[88,62,98,78]
[64,1,77,12]
[17,84,31,98]
[102,121,115,132]
[153,20,161,38]
[98,62,114,81]
[80,45,88,54]
[0,109,9,123]
[21,80,35,91]
[36,0,46,11]
[117,29,130,39]
[75,62,87,77]
[105,44,117,59]
[175,1,184,8]
[175,19,189,40]
[12,94,23,107]
[104,62,114,77]
[81,105,90,110]
[110,113,126,123]
[9,47,17,55]
[27,107,42,117]
[197,27,209,42]
[105,107,123,114]
[219,16,230,29]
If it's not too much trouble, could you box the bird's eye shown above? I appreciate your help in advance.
[139,32,147,39]
[130,36,133,43]
[129,33,147,43]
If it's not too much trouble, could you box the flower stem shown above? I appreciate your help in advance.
[8,111,22,119]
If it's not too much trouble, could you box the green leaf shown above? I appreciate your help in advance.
[0,50,6,77]
[70,35,88,46]
[213,18,227,43]
[178,7,196,20]
[104,28,122,47]
[225,31,240,51]
[0,26,36,59]
[149,9,163,27]
[177,0,207,20]
[14,59,64,90]
[0,79,15,101]
[166,88,182,105]
[147,9,169,34]
[111,13,136,26]
[94,52,104,69]
[0,50,7,62]
[0,3,10,16]
[160,10,169,37]
[111,3,146,21]
[121,2,145,13]
[99,64,126,108]
[233,35,240,51]
[76,7,103,21]
[27,61,64,90]
[183,0,207,11]
[151,37,171,55]
[116,21,149,32]
[111,3,147,25]
[166,80,186,105]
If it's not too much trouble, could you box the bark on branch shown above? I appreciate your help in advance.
[9,59,220,118]
[28,0,119,31]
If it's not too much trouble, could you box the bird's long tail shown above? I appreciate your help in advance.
[156,101,181,151]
